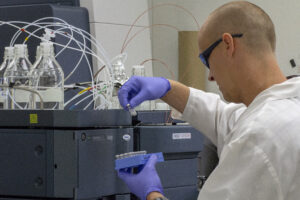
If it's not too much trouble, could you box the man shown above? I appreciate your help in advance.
[117,1,300,200]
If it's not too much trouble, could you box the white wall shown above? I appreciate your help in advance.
[151,0,300,94]
[80,0,153,77]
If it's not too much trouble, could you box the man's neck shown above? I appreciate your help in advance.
[238,55,287,106]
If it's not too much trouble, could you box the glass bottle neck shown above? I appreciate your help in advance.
[15,52,28,60]
[3,55,14,61]
[41,53,54,58]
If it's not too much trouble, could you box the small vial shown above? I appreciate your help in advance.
[132,65,145,77]
[127,103,137,116]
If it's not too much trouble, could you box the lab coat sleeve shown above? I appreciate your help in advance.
[182,88,246,152]
[198,135,283,200]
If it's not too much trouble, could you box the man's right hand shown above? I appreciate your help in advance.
[118,76,171,109]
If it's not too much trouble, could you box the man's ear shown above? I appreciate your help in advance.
[222,33,235,57]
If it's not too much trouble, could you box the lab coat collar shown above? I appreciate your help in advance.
[248,77,300,109]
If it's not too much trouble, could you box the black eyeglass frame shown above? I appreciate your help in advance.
[199,33,243,69]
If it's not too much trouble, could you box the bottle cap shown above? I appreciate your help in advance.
[40,42,54,56]
[14,44,28,58]
[4,46,14,59]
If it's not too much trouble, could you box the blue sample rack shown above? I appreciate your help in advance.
[115,152,164,170]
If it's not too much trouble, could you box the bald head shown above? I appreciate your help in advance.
[199,1,276,55]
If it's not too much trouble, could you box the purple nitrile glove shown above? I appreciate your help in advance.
[118,76,171,109]
[118,155,163,200]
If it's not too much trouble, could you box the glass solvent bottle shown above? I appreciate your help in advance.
[3,44,32,109]
[0,47,14,109]
[30,42,64,109]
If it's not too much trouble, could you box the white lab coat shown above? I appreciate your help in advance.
[182,77,300,200]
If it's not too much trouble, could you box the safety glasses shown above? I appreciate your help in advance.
[199,34,243,69]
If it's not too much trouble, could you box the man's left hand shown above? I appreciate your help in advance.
[118,155,163,200]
